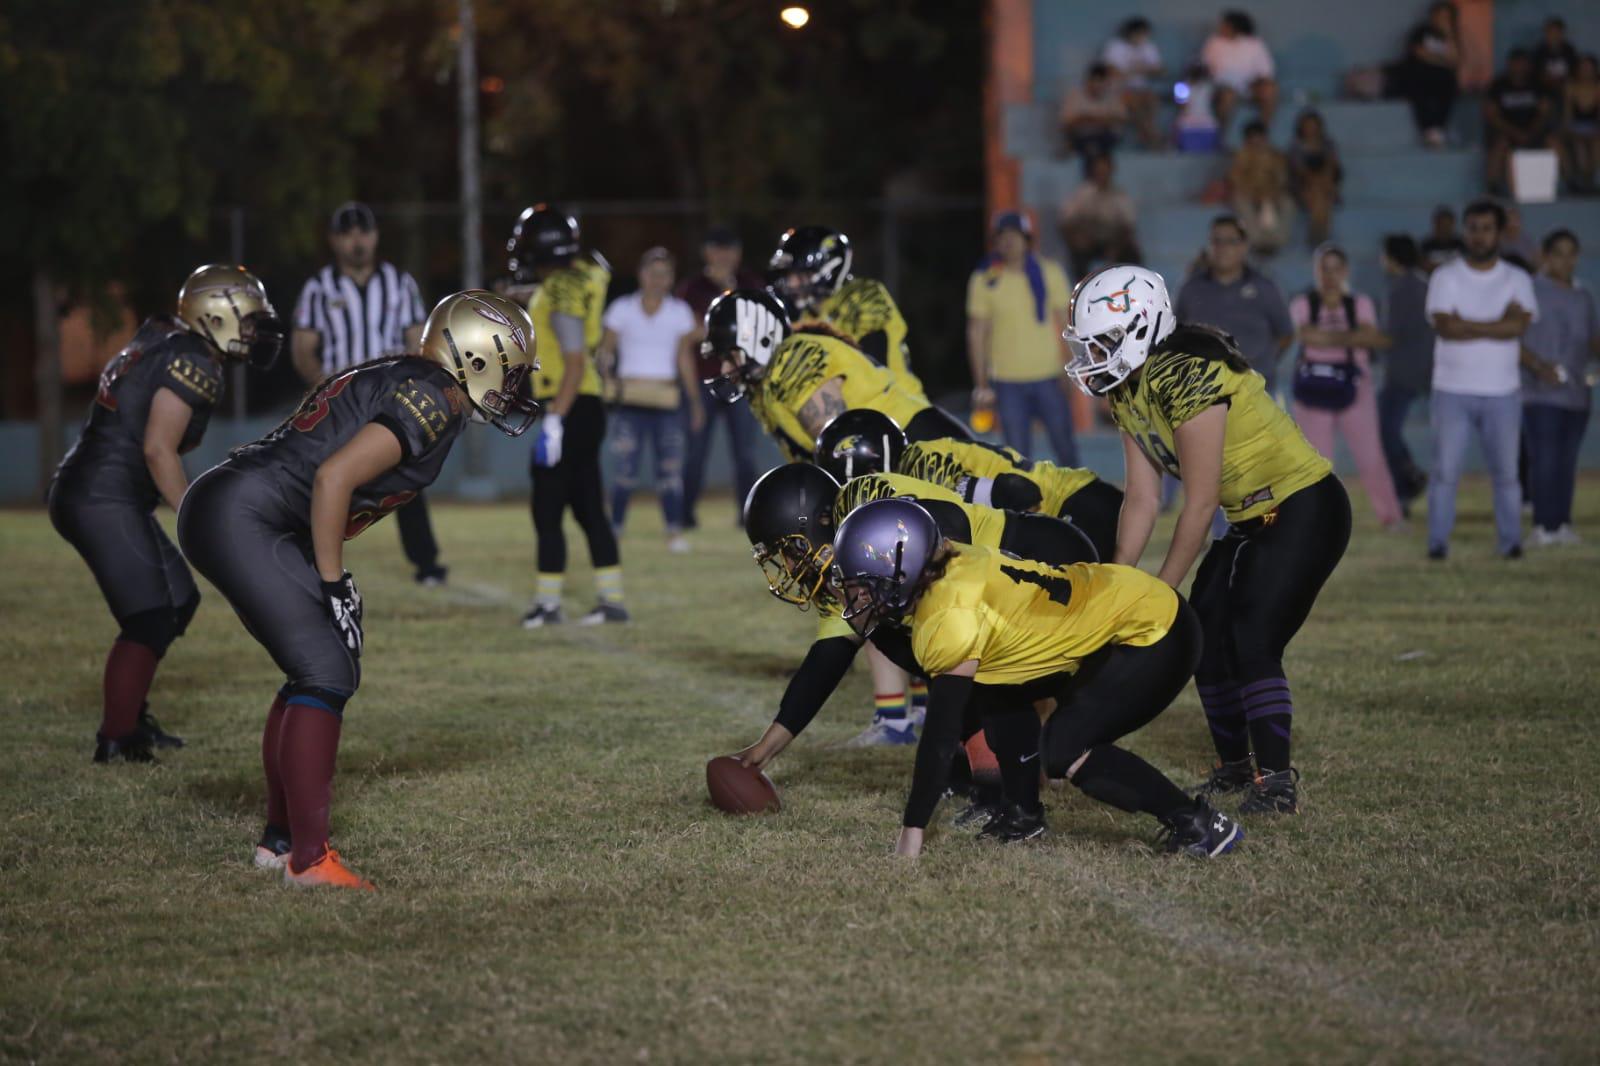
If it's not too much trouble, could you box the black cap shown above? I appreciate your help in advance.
[330,201,377,233]
[991,210,1033,239]
[703,224,741,248]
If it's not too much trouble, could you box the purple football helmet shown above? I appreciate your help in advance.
[829,497,942,635]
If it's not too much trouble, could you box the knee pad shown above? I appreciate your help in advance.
[283,684,352,718]
[172,592,201,638]
[118,607,180,658]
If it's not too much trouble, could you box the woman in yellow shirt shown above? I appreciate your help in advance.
[828,498,1242,858]
[1065,265,1351,815]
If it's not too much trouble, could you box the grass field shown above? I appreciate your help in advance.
[2,476,1598,1064]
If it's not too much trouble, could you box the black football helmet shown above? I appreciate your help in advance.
[507,204,580,283]
[702,287,792,402]
[743,463,841,610]
[813,409,907,483]
[767,226,852,315]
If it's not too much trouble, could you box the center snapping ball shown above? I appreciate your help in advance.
[706,756,781,815]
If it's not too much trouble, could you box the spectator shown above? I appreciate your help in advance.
[1557,54,1600,194]
[1532,17,1579,96]
[1058,63,1127,159]
[1173,62,1222,153]
[290,202,443,585]
[1058,153,1142,279]
[965,211,1077,463]
[597,248,699,552]
[1387,1,1461,148]
[1423,199,1538,561]
[1101,17,1164,148]
[1520,229,1598,547]
[1202,10,1279,131]
[1289,244,1406,529]
[1175,215,1296,392]
[1376,235,1435,513]
[1499,205,1538,273]
[674,225,763,529]
[1484,49,1553,196]
[1228,120,1292,256]
[1419,204,1464,271]
[1287,109,1342,246]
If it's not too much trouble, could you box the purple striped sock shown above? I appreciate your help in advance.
[1196,681,1251,764]
[1241,675,1293,772]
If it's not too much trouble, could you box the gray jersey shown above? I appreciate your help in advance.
[224,356,467,537]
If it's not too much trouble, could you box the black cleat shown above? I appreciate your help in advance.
[1193,757,1256,800]
[1238,767,1300,815]
[93,733,157,765]
[136,706,185,750]
[1157,798,1243,858]
[952,800,1006,830]
[978,803,1047,844]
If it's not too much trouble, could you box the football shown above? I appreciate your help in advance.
[705,756,781,815]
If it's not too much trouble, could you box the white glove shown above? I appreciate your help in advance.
[533,413,564,467]
[322,571,363,656]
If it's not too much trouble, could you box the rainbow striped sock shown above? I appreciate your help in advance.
[874,691,908,722]
[594,566,625,605]
[908,678,928,716]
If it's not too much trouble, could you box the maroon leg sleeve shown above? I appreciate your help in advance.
[278,702,342,872]
[101,640,159,741]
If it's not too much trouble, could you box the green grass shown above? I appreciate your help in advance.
[2,477,1598,1064]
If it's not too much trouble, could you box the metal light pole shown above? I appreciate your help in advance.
[455,0,495,498]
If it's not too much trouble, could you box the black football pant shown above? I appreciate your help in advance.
[998,511,1098,567]
[904,405,973,445]
[394,492,443,578]
[1056,480,1124,563]
[531,395,620,575]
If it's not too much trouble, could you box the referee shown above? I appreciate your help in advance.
[290,201,447,585]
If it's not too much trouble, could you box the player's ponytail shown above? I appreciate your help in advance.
[1154,323,1251,373]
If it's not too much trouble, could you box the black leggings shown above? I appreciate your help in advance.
[531,395,619,574]
[904,405,973,445]
[1189,475,1351,689]
[1056,479,1123,563]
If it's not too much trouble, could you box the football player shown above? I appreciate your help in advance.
[830,498,1243,859]
[506,205,627,628]
[702,288,967,463]
[1066,266,1351,814]
[48,265,283,763]
[811,407,1125,561]
[767,225,925,396]
[177,290,538,890]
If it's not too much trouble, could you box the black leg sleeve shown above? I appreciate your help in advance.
[981,704,1043,813]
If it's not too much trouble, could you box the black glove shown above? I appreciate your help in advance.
[323,571,363,656]
[990,472,1044,513]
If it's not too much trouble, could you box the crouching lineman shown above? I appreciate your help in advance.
[831,498,1242,859]
[812,408,1124,561]
[177,291,538,889]
[48,265,283,763]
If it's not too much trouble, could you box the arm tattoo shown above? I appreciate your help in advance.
[798,381,848,436]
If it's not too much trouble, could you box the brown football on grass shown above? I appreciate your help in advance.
[706,755,781,815]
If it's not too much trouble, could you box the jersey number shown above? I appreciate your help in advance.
[293,373,355,432]
[344,491,417,540]
[1000,564,1073,608]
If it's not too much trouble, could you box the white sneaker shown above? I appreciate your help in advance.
[667,535,691,554]
[521,603,564,628]
[1555,524,1582,546]
[1528,527,1560,549]
[844,718,918,747]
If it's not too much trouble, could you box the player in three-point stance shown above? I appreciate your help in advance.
[178,291,538,889]
[1065,265,1350,815]
[48,265,283,763]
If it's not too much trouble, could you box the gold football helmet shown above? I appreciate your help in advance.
[176,264,283,367]
[420,289,540,437]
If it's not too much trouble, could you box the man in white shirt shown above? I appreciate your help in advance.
[1423,199,1538,559]
[1202,11,1279,131]
[597,248,700,550]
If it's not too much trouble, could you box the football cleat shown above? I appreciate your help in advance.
[415,565,449,587]
[577,602,630,626]
[1238,767,1300,815]
[844,718,917,747]
[520,603,564,629]
[254,826,292,871]
[284,848,375,891]
[136,706,185,750]
[1157,799,1243,858]
[92,733,157,764]
[978,803,1047,844]
[952,798,1005,830]
[1192,757,1256,800]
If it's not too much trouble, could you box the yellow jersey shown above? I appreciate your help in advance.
[809,277,925,398]
[1107,332,1330,522]
[527,258,609,401]
[911,545,1179,684]
[898,438,1098,518]
[749,330,929,461]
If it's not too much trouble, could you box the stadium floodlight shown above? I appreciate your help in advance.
[780,5,810,29]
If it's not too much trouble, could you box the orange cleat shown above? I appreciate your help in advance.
[283,848,375,891]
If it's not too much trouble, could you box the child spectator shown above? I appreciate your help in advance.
[1228,120,1292,255]
[1557,54,1599,194]
[1202,10,1279,130]
[1484,49,1553,196]
[1173,63,1221,153]
[1287,110,1342,246]
[1058,63,1127,159]
[1101,17,1164,148]
[1387,2,1461,148]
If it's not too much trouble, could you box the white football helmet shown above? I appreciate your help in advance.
[1063,265,1174,395]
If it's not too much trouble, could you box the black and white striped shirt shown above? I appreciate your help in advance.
[293,262,427,372]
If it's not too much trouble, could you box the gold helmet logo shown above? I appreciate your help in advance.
[421,290,541,436]
[176,264,281,365]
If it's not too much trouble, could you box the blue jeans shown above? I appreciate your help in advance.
[1523,403,1589,532]
[1427,390,1523,554]
[1377,384,1427,501]
[609,405,686,532]
[994,378,1079,465]
[683,385,760,528]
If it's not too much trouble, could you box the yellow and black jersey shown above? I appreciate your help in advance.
[897,438,1099,518]
[910,545,1178,684]
[527,257,609,401]
[749,330,929,460]
[810,277,925,398]
[1108,335,1330,523]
